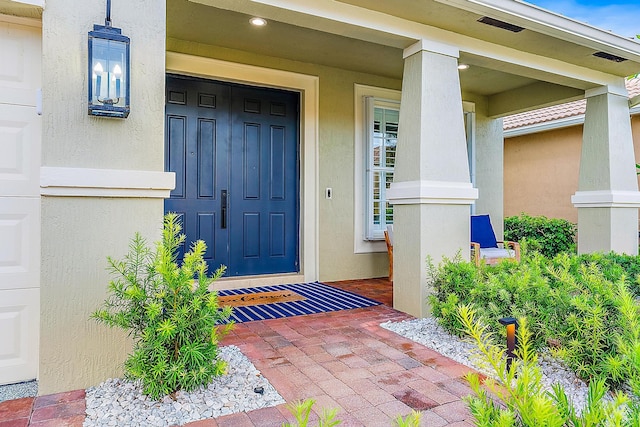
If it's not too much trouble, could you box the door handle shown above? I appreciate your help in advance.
[221,190,227,229]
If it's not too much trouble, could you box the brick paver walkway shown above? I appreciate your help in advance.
[0,279,476,426]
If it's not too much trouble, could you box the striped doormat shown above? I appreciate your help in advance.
[216,282,381,323]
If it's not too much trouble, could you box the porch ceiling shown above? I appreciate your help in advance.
[168,0,535,95]
[168,0,640,115]
[167,0,406,79]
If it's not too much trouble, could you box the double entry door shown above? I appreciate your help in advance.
[165,75,300,277]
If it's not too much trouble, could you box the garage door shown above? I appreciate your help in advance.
[0,16,41,385]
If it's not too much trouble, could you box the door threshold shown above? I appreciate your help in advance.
[211,273,306,291]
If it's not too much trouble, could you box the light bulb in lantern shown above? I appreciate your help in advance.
[93,62,104,99]
[113,64,122,99]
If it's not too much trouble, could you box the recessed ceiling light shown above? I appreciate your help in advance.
[250,17,267,27]
[458,64,470,70]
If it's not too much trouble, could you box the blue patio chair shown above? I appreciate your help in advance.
[470,214,520,266]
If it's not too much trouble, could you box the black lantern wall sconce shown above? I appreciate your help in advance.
[88,0,130,118]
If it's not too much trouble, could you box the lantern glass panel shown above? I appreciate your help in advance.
[91,37,127,107]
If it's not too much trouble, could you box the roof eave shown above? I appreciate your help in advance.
[435,0,640,74]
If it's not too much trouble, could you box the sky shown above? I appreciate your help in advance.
[525,0,640,39]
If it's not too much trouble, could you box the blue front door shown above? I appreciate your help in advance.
[165,75,300,277]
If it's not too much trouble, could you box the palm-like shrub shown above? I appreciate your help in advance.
[429,251,640,390]
[459,305,640,426]
[92,213,233,399]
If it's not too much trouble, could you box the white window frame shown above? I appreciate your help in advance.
[354,86,476,253]
[365,97,399,240]
[354,84,401,254]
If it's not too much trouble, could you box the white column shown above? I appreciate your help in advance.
[474,112,505,238]
[571,84,640,254]
[388,40,478,318]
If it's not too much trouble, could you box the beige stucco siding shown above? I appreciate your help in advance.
[39,0,167,394]
[504,115,640,223]
[39,198,162,393]
[167,38,402,281]
[42,2,165,170]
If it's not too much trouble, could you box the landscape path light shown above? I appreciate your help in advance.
[498,316,517,374]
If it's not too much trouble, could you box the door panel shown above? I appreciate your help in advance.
[0,288,39,385]
[165,77,230,271]
[0,198,40,291]
[229,86,299,276]
[165,76,299,277]
[0,104,41,197]
[0,20,41,107]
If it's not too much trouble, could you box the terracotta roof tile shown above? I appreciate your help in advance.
[504,77,640,130]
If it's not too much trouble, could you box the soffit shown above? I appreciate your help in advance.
[336,0,640,77]
[168,0,539,96]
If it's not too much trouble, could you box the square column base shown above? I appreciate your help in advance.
[392,203,471,318]
[577,208,639,255]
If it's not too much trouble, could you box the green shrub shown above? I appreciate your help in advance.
[429,251,640,389]
[92,213,233,399]
[575,252,640,295]
[504,213,576,258]
[458,305,640,426]
[428,253,557,349]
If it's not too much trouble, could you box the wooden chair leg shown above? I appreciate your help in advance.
[388,247,393,282]
[384,230,393,282]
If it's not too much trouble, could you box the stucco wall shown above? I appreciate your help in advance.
[42,1,165,169]
[167,38,402,282]
[39,199,163,393]
[504,114,640,223]
[39,0,166,394]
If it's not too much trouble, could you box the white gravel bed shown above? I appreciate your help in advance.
[381,317,590,412]
[0,380,37,403]
[83,345,284,427]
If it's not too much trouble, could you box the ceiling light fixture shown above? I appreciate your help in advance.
[250,17,267,27]
[458,64,470,70]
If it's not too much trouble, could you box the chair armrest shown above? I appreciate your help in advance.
[497,241,521,262]
[470,242,481,266]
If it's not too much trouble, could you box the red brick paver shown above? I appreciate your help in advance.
[0,278,477,426]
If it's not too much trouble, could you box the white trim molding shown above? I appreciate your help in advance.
[11,0,44,6]
[571,190,640,208]
[434,0,640,63]
[40,167,175,198]
[403,39,459,59]
[585,85,628,99]
[504,114,586,138]
[388,180,478,205]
